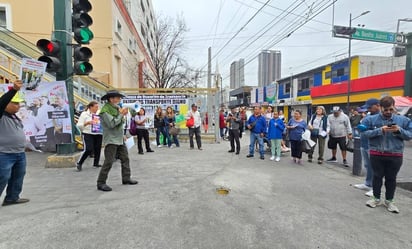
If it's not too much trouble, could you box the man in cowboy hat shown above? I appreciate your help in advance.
[0,80,31,206]
[96,90,138,192]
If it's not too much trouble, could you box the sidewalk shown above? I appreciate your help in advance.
[0,134,411,249]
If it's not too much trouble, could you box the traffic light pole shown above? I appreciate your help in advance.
[54,0,76,154]
[404,33,412,97]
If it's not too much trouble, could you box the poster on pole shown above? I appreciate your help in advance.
[0,81,73,152]
[19,58,47,91]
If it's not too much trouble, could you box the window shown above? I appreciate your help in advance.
[128,38,133,53]
[141,26,146,39]
[325,71,331,79]
[133,39,137,53]
[115,19,122,38]
[0,4,12,30]
[141,1,145,13]
[337,68,345,77]
[298,78,310,91]
[284,82,291,94]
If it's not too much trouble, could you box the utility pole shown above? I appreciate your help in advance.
[53,0,76,154]
[404,33,412,97]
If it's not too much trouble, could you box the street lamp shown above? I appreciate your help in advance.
[347,11,370,113]
[391,18,412,71]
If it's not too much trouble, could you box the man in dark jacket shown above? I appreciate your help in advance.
[0,80,30,206]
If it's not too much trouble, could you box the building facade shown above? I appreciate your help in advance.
[229,58,244,89]
[0,0,156,88]
[258,50,281,87]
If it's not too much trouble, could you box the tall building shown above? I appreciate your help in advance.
[258,50,281,87]
[0,0,157,88]
[230,58,245,89]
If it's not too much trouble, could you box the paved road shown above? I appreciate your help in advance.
[1,134,411,249]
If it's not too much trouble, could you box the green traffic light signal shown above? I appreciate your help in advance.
[74,27,94,44]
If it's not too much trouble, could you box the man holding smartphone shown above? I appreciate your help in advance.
[361,96,412,213]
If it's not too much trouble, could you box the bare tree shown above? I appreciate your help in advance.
[145,15,198,88]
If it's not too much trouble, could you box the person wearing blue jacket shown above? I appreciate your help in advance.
[267,111,285,162]
[360,96,412,213]
[287,110,307,164]
[246,106,267,160]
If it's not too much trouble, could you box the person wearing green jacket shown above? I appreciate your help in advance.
[96,90,138,192]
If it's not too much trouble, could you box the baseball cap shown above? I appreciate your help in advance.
[361,98,379,109]
[332,106,341,112]
[356,107,367,113]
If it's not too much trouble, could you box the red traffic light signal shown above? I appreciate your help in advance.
[73,46,93,75]
[36,39,61,73]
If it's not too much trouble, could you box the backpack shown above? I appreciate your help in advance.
[129,116,137,136]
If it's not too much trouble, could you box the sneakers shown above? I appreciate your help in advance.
[354,183,371,191]
[365,190,373,197]
[76,163,82,171]
[270,156,275,161]
[326,157,337,162]
[157,145,162,148]
[384,200,400,213]
[366,197,382,208]
[246,154,254,158]
[308,158,313,163]
[275,157,280,162]
[318,160,323,164]
[343,159,349,167]
[260,156,265,160]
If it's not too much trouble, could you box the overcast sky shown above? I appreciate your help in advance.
[152,0,412,87]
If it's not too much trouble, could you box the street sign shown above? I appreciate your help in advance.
[352,28,405,44]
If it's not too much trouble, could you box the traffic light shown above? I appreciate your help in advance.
[73,46,93,75]
[72,0,93,75]
[72,0,93,44]
[333,25,357,37]
[36,39,61,73]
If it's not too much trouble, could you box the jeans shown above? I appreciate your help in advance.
[249,132,264,156]
[370,155,402,200]
[361,148,373,187]
[156,127,169,146]
[0,152,26,201]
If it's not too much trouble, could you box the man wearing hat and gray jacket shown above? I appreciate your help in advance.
[96,90,138,192]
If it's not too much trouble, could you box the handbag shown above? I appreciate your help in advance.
[129,116,137,136]
[301,140,314,153]
[186,116,194,128]
[346,138,354,152]
[169,126,180,136]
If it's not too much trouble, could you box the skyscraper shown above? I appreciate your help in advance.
[230,59,245,89]
[258,50,281,87]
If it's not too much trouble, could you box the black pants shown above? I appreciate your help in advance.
[137,129,151,152]
[78,133,102,166]
[290,140,303,159]
[229,129,240,152]
[97,144,131,185]
[189,126,202,149]
[370,155,402,200]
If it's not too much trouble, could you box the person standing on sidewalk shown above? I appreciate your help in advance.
[267,111,285,162]
[361,96,412,213]
[286,110,307,164]
[226,107,241,155]
[307,106,328,164]
[246,106,267,160]
[0,80,30,206]
[135,107,154,154]
[353,99,380,197]
[96,90,138,192]
[187,104,202,150]
[154,106,168,148]
[326,106,352,166]
[76,101,103,171]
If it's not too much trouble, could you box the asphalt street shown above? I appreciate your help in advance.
[0,134,411,249]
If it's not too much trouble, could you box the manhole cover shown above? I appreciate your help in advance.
[216,187,230,195]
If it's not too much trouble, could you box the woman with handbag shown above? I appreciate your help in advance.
[154,106,168,148]
[165,106,180,148]
[286,110,307,164]
[307,106,328,164]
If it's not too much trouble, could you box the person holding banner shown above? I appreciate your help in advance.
[76,101,103,171]
[96,90,138,192]
[0,80,30,206]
